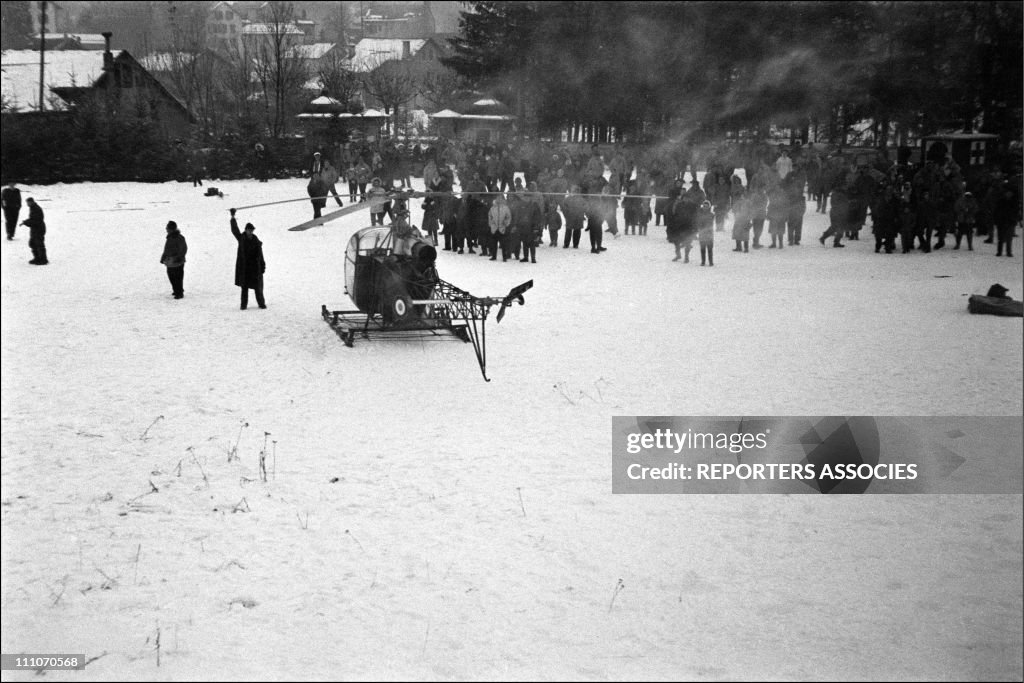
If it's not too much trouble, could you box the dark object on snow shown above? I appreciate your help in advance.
[968,292,1023,317]
[986,283,1010,298]
[204,187,223,197]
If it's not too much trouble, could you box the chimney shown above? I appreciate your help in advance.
[402,40,410,59]
[102,32,113,69]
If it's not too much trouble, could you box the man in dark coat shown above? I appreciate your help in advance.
[160,221,187,298]
[561,185,587,249]
[229,209,266,309]
[2,181,21,240]
[22,197,47,264]
[307,172,328,219]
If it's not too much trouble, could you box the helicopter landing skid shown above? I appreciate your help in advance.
[320,305,486,377]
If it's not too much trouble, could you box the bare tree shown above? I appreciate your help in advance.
[220,39,261,138]
[314,49,361,110]
[417,70,473,111]
[361,56,418,138]
[162,2,225,137]
[249,1,309,138]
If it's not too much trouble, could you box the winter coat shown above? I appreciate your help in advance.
[422,159,438,189]
[829,189,850,231]
[231,218,265,288]
[955,194,979,225]
[731,197,752,240]
[488,200,511,234]
[709,182,731,211]
[666,198,693,244]
[515,198,543,241]
[697,206,715,243]
[161,229,187,268]
[366,186,389,213]
[561,194,587,227]
[23,202,45,235]
[307,175,328,209]
[354,160,372,184]
[775,154,793,180]
[749,190,768,222]
[321,161,340,187]
[1,186,21,213]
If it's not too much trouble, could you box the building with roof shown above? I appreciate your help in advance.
[206,1,246,53]
[240,21,306,54]
[34,33,107,51]
[1,35,194,138]
[348,38,426,73]
[296,94,390,145]
[359,1,436,40]
[429,97,515,144]
[287,42,343,63]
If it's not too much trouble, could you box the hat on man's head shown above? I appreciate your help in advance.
[987,283,1010,298]
[244,223,255,231]
[167,220,177,230]
[314,151,321,157]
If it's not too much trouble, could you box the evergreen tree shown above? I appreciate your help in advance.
[444,1,1022,144]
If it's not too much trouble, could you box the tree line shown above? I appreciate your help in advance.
[444,1,1023,146]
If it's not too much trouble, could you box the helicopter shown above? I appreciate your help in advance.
[322,217,532,381]
[254,187,532,382]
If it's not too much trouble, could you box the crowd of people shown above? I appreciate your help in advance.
[309,136,1021,265]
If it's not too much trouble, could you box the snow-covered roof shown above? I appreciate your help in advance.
[287,43,338,60]
[36,32,108,49]
[1,49,121,111]
[429,97,515,122]
[309,95,343,107]
[348,38,425,72]
[297,109,391,120]
[241,23,304,36]
[139,52,198,71]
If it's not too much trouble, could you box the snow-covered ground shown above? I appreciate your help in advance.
[2,178,1021,681]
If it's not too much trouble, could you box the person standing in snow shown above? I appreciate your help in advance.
[230,209,266,310]
[775,148,793,180]
[488,193,511,261]
[366,178,389,226]
[22,197,47,265]
[819,186,849,248]
[160,220,187,298]
[321,158,344,208]
[561,185,587,249]
[2,181,22,240]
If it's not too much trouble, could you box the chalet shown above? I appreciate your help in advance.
[1,34,194,139]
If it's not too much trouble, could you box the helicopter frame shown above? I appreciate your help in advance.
[321,277,530,382]
[323,224,531,381]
